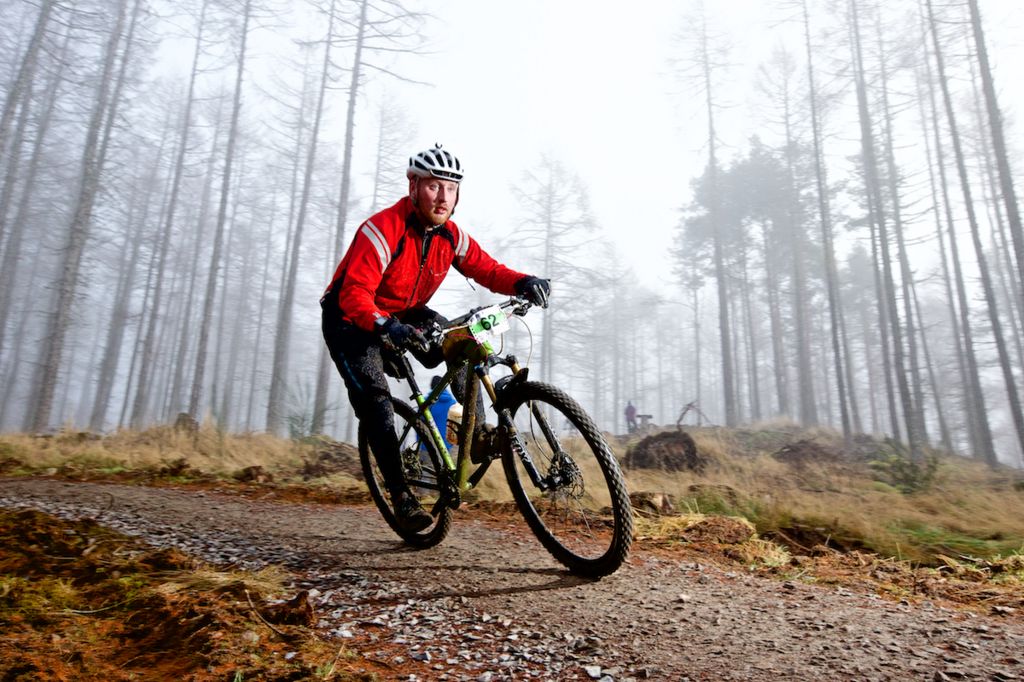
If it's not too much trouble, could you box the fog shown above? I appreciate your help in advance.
[1,0,1023,466]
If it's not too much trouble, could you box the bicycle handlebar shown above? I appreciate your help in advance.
[402,297,533,354]
[441,297,533,330]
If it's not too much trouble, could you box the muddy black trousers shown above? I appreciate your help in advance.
[321,306,478,498]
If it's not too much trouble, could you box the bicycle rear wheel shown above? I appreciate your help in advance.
[359,399,452,548]
[500,381,633,577]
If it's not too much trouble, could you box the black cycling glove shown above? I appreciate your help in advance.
[515,276,551,308]
[376,317,429,351]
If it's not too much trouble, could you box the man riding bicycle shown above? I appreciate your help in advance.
[321,144,550,532]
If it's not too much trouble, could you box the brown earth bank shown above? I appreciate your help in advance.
[1,478,1023,682]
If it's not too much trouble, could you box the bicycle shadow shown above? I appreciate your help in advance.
[341,554,597,598]
[436,564,599,597]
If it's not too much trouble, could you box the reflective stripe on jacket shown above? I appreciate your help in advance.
[323,196,526,331]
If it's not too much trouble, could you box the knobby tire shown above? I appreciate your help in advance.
[500,381,633,577]
[359,399,452,548]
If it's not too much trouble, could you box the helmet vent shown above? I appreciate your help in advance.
[407,143,464,182]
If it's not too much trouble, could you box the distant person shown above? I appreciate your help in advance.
[625,401,638,434]
[320,144,550,532]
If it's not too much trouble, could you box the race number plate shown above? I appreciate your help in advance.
[467,306,509,343]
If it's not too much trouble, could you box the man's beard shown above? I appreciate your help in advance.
[414,194,452,226]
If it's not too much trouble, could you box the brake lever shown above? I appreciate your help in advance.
[418,321,444,354]
[510,297,533,317]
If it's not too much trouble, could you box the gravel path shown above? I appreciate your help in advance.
[2,478,1022,681]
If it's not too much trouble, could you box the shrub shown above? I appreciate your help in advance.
[869,439,938,493]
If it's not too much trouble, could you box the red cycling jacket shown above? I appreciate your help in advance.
[322,196,527,331]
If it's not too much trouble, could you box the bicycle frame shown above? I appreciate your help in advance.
[391,300,549,506]
[363,297,634,576]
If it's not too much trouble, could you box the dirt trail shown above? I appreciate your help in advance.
[2,478,1022,681]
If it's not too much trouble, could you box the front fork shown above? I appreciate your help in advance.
[485,360,551,492]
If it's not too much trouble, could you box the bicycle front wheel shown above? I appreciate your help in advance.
[500,382,633,577]
[359,399,452,548]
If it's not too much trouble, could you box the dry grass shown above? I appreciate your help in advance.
[468,464,515,502]
[154,565,290,598]
[4,422,1024,565]
[0,424,310,476]
[612,426,1024,564]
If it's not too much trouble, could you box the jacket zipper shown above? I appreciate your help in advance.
[405,230,433,308]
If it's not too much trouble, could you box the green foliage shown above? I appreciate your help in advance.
[0,576,80,621]
[869,480,901,494]
[113,574,151,601]
[58,453,129,477]
[868,439,938,493]
[889,521,1021,560]
[682,484,765,521]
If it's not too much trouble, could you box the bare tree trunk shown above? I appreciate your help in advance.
[837,301,864,434]
[212,163,247,426]
[693,7,736,426]
[168,97,224,419]
[800,0,847,439]
[591,303,604,428]
[89,132,168,430]
[911,281,953,452]
[758,221,787,417]
[189,0,252,419]
[927,0,1024,464]
[156,242,192,419]
[73,312,106,427]
[849,0,919,457]
[267,0,338,435]
[245,197,280,431]
[0,241,46,427]
[967,0,1024,310]
[781,111,815,425]
[312,0,371,434]
[0,0,53,182]
[540,174,555,386]
[739,247,761,421]
[691,288,702,424]
[368,106,412,215]
[0,29,67,362]
[131,0,208,428]
[612,283,623,433]
[118,234,161,429]
[875,14,929,447]
[215,156,252,428]
[0,70,35,257]
[865,187,900,439]
[28,0,130,431]
[915,61,974,454]
[965,35,1024,373]
[656,312,666,425]
[856,290,881,434]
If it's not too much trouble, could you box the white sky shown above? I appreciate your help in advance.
[357,0,1024,290]
[372,0,716,286]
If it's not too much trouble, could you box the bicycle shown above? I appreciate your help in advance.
[358,298,634,577]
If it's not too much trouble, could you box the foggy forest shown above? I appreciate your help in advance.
[1,0,1023,469]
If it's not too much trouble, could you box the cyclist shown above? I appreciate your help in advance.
[625,401,638,434]
[321,144,550,531]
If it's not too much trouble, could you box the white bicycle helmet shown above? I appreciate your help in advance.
[407,143,464,182]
